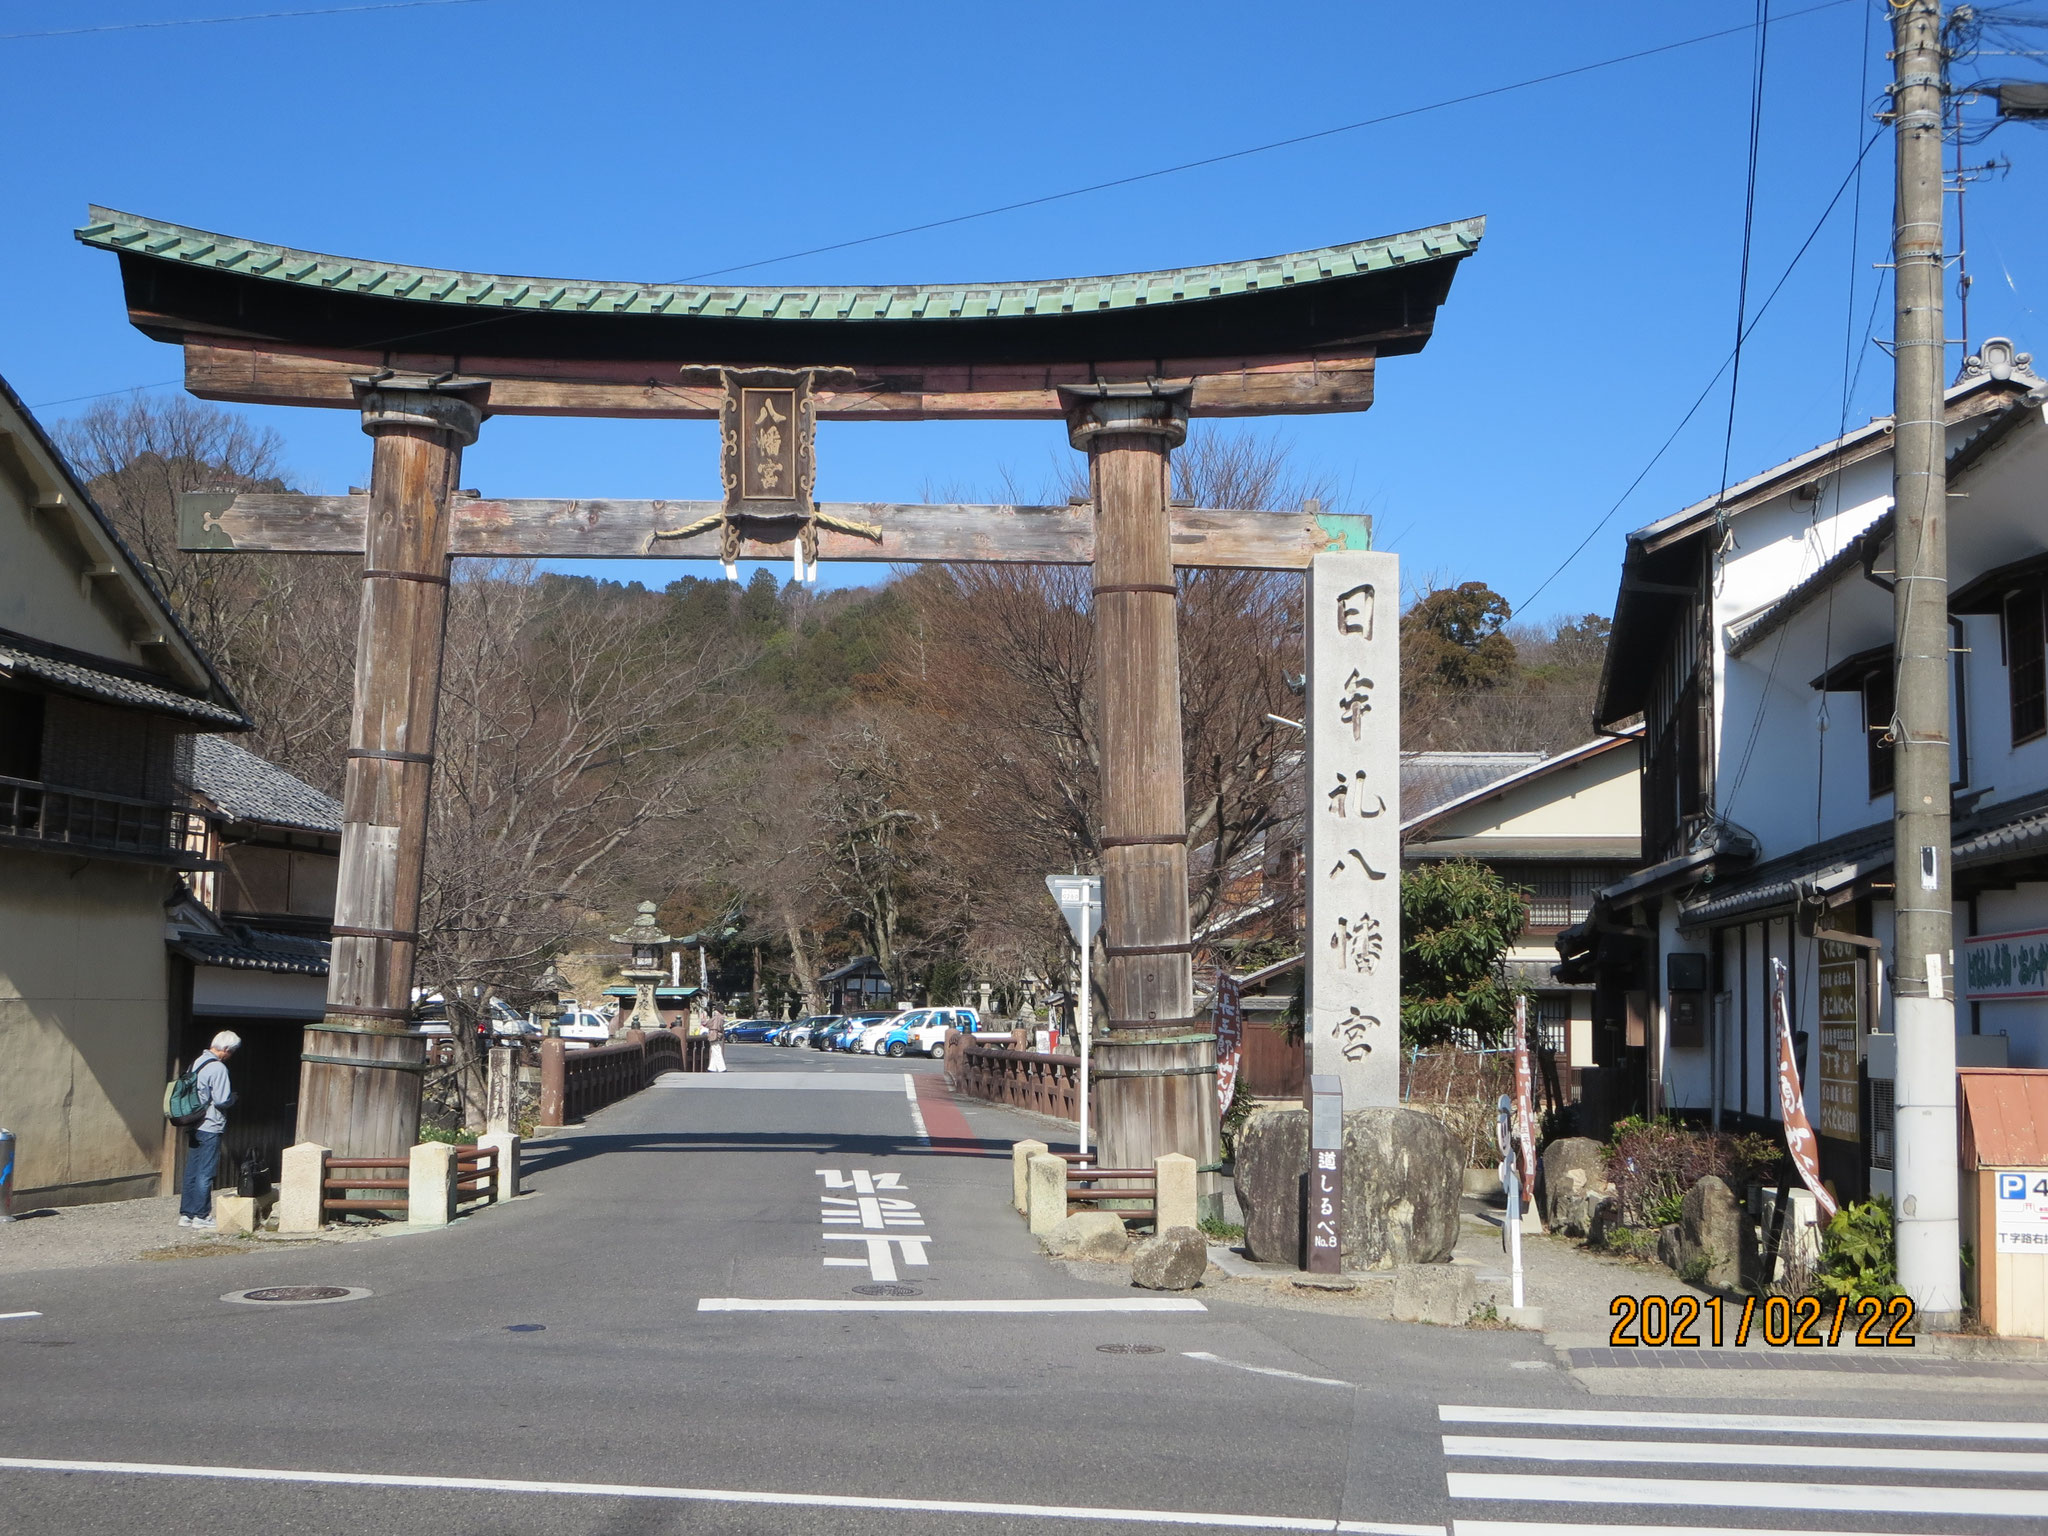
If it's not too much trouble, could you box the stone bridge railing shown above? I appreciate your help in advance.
[538,1028,705,1127]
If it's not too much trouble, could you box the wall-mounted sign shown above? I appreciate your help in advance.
[1963,927,2048,1000]
[1816,938,1862,1143]
[1996,1171,2048,1254]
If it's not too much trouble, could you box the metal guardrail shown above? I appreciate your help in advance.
[0,773,205,865]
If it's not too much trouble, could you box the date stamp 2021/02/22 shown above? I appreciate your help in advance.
[1610,1293,1916,1348]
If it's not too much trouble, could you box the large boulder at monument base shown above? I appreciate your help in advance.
[1539,1136,1613,1237]
[1234,1106,1464,1270]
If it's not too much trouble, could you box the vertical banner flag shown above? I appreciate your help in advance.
[1510,996,1538,1199]
[1214,969,1243,1118]
[1771,958,1839,1222]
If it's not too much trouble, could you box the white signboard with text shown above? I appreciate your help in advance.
[1996,1170,2048,1254]
[1306,551,1400,1107]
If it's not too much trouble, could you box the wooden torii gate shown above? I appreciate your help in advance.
[79,207,1481,1206]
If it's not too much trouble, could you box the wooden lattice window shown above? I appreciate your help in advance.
[1861,665,1895,798]
[2006,587,2047,746]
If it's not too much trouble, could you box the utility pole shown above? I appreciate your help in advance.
[1888,0,1963,1327]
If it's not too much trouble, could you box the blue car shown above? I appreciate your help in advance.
[721,1018,781,1044]
[828,1014,888,1051]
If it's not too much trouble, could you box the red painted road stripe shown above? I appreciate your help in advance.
[911,1071,978,1152]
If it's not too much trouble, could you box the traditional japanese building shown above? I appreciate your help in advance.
[0,371,248,1207]
[1563,340,2048,1200]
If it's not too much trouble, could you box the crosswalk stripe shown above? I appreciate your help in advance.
[1439,1405,2048,1441]
[1442,1433,2048,1474]
[1446,1471,2047,1517]
[1451,1524,1957,1536]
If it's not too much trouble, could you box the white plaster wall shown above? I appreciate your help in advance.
[0,426,147,663]
[0,851,173,1200]
[1423,745,1641,848]
[190,965,327,1020]
[1969,882,2048,1069]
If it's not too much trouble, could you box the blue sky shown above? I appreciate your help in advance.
[5,0,2044,622]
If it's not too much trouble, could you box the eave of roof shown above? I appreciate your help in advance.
[77,207,1483,367]
[1598,381,2030,726]
[0,627,244,727]
[0,372,248,725]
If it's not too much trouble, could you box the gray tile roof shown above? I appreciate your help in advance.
[1400,751,1547,821]
[186,734,341,833]
[171,923,329,976]
[0,630,245,728]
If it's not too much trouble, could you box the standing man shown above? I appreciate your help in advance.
[177,1031,240,1231]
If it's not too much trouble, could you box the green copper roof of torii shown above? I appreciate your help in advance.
[76,207,1483,326]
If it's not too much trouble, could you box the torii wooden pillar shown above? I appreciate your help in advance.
[1063,385,1217,1195]
[299,375,487,1158]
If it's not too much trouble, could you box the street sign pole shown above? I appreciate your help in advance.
[1497,1095,1524,1310]
[1045,875,1104,1162]
[1078,884,1093,1160]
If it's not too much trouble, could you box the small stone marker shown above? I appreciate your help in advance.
[1307,1074,1343,1274]
[1026,1153,1067,1238]
[1013,1139,1048,1216]
[276,1141,328,1234]
[408,1141,457,1227]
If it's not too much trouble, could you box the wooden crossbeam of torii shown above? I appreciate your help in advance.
[179,492,1372,569]
[79,206,1481,1211]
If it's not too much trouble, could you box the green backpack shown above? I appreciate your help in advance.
[164,1066,207,1128]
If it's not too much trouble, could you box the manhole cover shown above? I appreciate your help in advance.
[221,1285,370,1306]
[852,1284,922,1298]
[1096,1343,1164,1354]
[504,1323,546,1333]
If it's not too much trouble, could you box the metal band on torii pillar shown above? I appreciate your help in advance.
[298,372,488,1159]
[1061,382,1220,1211]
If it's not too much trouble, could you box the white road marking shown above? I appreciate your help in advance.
[661,1072,909,1091]
[1442,1434,2048,1474]
[0,1454,1426,1531]
[1453,1525,1958,1536]
[1439,1404,2048,1440]
[698,1296,1207,1313]
[1183,1351,1353,1390]
[905,1072,929,1140]
[1446,1471,2047,1518]
[0,1312,43,1322]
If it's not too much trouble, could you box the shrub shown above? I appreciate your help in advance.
[1814,1196,1903,1302]
[1605,1119,1779,1230]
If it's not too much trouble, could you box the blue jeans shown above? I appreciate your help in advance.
[180,1130,222,1219]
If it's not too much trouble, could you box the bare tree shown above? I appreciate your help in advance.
[57,394,357,790]
[416,565,755,1125]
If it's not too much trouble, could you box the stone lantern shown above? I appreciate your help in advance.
[609,900,675,1034]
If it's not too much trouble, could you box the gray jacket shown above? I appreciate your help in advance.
[195,1056,236,1135]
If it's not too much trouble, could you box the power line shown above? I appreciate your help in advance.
[1513,127,1885,618]
[28,380,182,410]
[0,0,498,43]
[673,0,1861,283]
[1715,0,1774,511]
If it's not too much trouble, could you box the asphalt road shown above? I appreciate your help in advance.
[2,1044,2042,1535]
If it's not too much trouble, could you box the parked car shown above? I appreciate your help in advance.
[413,997,534,1063]
[854,1018,902,1054]
[826,1014,887,1051]
[722,1018,781,1044]
[905,1007,980,1057]
[782,1015,832,1047]
[804,1015,846,1050]
[552,1007,611,1050]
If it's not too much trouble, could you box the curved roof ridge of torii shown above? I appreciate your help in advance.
[75,207,1484,421]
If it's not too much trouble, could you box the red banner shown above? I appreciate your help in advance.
[1510,996,1538,1198]
[1771,958,1839,1222]
[1214,970,1243,1118]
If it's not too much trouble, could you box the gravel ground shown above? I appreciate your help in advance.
[0,1194,385,1275]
